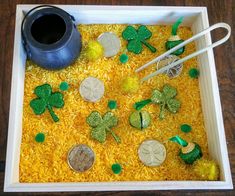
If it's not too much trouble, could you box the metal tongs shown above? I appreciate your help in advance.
[136,23,231,82]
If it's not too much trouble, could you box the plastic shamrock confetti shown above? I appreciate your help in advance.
[169,135,202,164]
[86,111,121,143]
[133,84,181,119]
[165,17,185,56]
[30,84,64,122]
[122,25,156,54]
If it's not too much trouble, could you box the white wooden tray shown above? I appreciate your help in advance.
[4,5,233,192]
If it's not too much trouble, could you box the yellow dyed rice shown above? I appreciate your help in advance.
[20,24,209,182]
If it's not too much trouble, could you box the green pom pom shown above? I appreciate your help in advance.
[119,54,128,63]
[108,100,117,109]
[189,68,200,78]
[59,82,69,91]
[180,124,192,133]
[111,163,122,174]
[35,133,45,143]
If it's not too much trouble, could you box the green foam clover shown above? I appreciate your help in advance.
[30,84,64,122]
[122,25,156,54]
[86,111,121,143]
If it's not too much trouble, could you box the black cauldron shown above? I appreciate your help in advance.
[21,5,82,70]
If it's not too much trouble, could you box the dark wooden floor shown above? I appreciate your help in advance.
[0,0,234,195]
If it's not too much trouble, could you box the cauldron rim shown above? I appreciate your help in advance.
[23,7,73,51]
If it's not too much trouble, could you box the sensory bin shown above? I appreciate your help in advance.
[20,23,218,183]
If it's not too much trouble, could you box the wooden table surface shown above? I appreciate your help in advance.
[0,0,234,195]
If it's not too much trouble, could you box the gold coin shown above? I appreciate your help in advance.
[67,144,95,172]
[138,139,166,167]
[79,76,105,102]
[97,32,121,57]
[156,55,183,78]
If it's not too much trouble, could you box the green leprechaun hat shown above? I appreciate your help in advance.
[165,17,185,56]
[169,135,202,164]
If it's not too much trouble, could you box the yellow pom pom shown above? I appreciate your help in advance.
[121,76,140,94]
[85,41,103,61]
[193,158,219,181]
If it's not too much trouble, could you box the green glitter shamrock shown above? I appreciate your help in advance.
[134,84,181,120]
[151,84,181,119]
[86,111,121,143]
[122,25,156,54]
[30,84,64,122]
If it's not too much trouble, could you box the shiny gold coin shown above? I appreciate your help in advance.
[67,144,95,172]
[156,54,183,78]
[97,32,121,57]
[138,139,166,167]
[79,76,105,102]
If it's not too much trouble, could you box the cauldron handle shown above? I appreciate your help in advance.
[21,5,76,58]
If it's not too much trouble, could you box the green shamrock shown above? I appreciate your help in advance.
[133,84,180,119]
[30,84,64,122]
[122,25,156,54]
[86,111,121,143]
[151,84,181,119]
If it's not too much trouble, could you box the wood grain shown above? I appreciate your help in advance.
[0,0,234,195]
